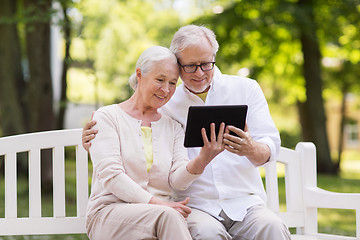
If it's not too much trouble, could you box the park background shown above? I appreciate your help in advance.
[0,0,359,238]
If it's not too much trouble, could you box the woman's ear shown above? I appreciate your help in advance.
[136,68,142,82]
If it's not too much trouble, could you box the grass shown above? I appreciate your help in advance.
[0,152,359,239]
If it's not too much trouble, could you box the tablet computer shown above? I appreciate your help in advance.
[184,105,248,147]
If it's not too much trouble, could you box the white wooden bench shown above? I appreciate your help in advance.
[0,129,88,236]
[0,129,359,239]
[265,142,360,240]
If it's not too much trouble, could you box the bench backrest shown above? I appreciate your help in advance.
[0,129,88,236]
[264,142,317,234]
[0,129,318,236]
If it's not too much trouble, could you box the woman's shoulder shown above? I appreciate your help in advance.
[97,104,118,112]
[160,113,174,123]
[160,113,184,131]
[93,104,122,120]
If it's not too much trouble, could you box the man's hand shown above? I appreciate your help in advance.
[149,197,192,219]
[82,119,98,152]
[223,123,270,166]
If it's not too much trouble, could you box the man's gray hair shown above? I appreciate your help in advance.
[129,46,177,90]
[170,25,219,57]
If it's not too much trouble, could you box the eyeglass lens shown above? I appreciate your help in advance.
[183,62,215,73]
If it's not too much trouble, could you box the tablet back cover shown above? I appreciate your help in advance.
[184,105,248,147]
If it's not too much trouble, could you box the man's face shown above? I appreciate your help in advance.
[177,39,215,94]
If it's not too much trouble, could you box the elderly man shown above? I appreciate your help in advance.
[83,25,291,240]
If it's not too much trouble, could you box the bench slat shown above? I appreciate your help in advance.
[264,161,280,212]
[53,146,66,218]
[76,145,89,217]
[0,129,84,154]
[278,212,305,227]
[0,217,86,235]
[29,149,42,217]
[284,152,303,213]
[291,233,357,240]
[5,152,17,218]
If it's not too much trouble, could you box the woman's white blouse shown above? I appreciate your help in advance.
[86,104,199,220]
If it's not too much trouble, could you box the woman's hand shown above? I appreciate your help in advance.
[149,197,192,219]
[186,122,226,174]
[198,122,226,163]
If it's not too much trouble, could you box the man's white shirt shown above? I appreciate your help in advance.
[160,67,281,221]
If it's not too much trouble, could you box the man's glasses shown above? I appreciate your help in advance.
[178,61,216,73]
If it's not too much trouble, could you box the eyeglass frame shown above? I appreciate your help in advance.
[177,61,216,73]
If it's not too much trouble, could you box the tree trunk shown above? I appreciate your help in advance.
[337,83,348,171]
[297,0,336,174]
[0,0,29,175]
[0,0,26,137]
[57,2,71,130]
[297,100,313,142]
[24,0,55,191]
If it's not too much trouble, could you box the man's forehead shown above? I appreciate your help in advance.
[177,39,214,63]
[178,51,214,64]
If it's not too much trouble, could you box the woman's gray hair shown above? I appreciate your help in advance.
[129,46,177,90]
[170,25,219,57]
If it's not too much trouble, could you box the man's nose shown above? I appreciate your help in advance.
[194,66,204,77]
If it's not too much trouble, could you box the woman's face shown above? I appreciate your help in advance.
[137,59,179,109]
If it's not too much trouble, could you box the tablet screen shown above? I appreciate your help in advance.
[184,105,248,147]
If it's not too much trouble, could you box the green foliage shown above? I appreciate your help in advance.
[193,0,360,104]
[191,1,360,172]
[279,129,301,149]
[70,0,182,105]
[194,0,307,107]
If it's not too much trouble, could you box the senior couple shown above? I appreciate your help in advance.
[83,25,291,240]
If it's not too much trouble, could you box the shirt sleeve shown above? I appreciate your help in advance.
[168,121,200,190]
[247,81,281,163]
[89,109,153,203]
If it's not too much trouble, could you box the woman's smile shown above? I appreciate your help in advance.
[155,94,166,100]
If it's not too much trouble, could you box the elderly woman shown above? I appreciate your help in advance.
[85,46,225,240]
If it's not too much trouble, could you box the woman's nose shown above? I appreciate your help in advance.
[161,83,170,94]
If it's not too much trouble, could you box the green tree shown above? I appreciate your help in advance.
[0,0,56,189]
[297,0,334,173]
[317,1,360,168]
[0,0,26,137]
[72,0,181,105]
[57,0,74,129]
[194,0,360,173]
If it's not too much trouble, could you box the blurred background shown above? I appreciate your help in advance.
[1,0,359,173]
[0,0,360,238]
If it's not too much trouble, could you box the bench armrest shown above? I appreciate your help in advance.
[304,187,360,210]
[303,186,360,238]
